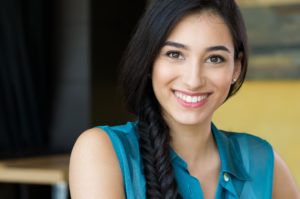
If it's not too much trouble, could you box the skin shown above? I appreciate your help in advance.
[69,128,125,199]
[273,152,300,198]
[69,11,300,199]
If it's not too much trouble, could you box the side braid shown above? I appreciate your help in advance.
[137,97,182,199]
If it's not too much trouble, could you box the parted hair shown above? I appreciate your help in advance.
[120,0,248,198]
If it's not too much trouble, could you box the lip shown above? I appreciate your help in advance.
[173,89,210,108]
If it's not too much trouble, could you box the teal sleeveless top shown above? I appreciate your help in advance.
[98,122,274,199]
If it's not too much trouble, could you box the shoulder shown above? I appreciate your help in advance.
[70,128,119,163]
[71,127,113,153]
[222,131,300,197]
[222,130,269,144]
[70,127,117,164]
[98,121,138,141]
[272,151,300,198]
[220,130,275,179]
[223,130,273,154]
[97,122,140,159]
[227,131,274,169]
[69,127,125,199]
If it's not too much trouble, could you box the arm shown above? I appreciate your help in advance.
[69,128,125,199]
[272,151,300,199]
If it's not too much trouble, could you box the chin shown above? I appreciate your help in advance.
[168,113,211,127]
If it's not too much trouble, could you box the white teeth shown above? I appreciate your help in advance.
[174,91,207,103]
[186,96,192,102]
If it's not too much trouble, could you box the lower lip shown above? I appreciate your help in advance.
[174,94,208,108]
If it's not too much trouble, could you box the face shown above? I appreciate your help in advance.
[151,11,241,128]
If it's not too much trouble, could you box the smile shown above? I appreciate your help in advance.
[174,91,208,104]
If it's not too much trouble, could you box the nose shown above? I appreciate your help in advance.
[182,60,205,90]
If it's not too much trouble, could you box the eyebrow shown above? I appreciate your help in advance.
[206,46,231,53]
[163,41,231,53]
[163,41,188,49]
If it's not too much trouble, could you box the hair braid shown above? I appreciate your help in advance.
[137,97,181,199]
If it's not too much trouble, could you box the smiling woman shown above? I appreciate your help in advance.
[69,0,300,198]
[152,12,240,127]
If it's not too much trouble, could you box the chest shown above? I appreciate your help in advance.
[188,165,220,198]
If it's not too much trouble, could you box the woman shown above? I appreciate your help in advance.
[69,0,300,198]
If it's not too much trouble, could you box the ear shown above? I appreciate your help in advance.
[232,53,243,83]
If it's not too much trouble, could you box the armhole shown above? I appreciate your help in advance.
[250,135,275,197]
[96,124,144,199]
[97,126,126,185]
[252,135,275,189]
[269,141,275,196]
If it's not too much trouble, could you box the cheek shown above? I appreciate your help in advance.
[215,74,232,86]
[208,68,234,91]
[152,61,177,90]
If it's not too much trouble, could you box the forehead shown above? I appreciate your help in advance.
[166,11,234,49]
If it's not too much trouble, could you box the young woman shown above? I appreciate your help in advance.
[69,0,300,198]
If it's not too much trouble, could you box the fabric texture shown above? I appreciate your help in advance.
[98,122,274,199]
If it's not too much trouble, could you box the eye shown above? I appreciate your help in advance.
[166,51,184,60]
[206,55,225,64]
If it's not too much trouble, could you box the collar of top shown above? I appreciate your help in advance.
[169,123,251,197]
[211,123,251,181]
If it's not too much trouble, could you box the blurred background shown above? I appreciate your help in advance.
[214,0,300,193]
[0,0,299,198]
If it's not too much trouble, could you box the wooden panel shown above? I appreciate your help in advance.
[0,155,69,185]
[239,3,300,79]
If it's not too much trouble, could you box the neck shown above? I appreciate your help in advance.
[168,121,217,166]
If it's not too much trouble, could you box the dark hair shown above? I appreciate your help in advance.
[120,0,248,198]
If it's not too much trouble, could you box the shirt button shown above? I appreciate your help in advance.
[223,172,230,182]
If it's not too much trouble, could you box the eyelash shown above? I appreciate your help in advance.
[166,51,184,60]
[164,51,225,64]
[206,55,225,64]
